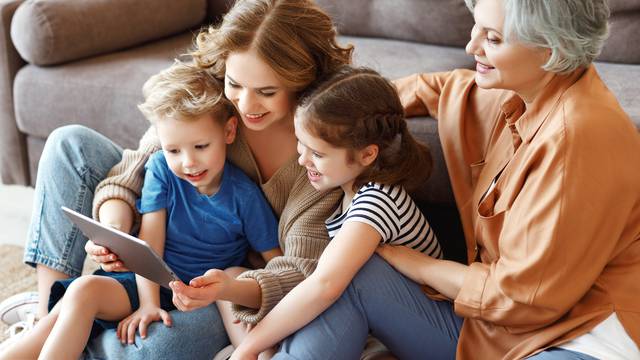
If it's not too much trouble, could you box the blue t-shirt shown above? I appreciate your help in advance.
[136,151,279,283]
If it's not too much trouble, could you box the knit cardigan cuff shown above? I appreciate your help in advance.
[231,268,305,324]
[92,185,139,222]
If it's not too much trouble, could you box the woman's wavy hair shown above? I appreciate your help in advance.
[465,0,610,73]
[190,0,353,93]
[297,66,433,192]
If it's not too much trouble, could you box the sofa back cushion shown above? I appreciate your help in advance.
[11,0,207,66]
[598,5,640,64]
[316,0,474,47]
[207,0,234,23]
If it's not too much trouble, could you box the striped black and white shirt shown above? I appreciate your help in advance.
[325,183,443,258]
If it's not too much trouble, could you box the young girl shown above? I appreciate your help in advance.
[0,61,281,359]
[231,66,443,359]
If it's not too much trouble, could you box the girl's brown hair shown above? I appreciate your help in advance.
[190,0,353,93]
[297,66,433,192]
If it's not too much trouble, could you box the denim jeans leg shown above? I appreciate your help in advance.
[274,278,371,360]
[23,125,124,277]
[352,254,462,359]
[83,303,230,360]
[275,254,463,360]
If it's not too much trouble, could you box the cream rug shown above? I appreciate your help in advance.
[0,244,98,343]
[0,244,36,342]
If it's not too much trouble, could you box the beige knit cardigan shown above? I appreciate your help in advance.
[92,126,341,323]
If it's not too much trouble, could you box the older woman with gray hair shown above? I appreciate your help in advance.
[253,0,640,359]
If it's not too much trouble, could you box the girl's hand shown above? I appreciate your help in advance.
[231,317,255,331]
[376,245,432,285]
[170,269,232,311]
[116,304,172,344]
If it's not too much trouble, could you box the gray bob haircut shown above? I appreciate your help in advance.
[464,0,610,73]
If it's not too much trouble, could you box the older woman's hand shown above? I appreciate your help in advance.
[376,245,432,285]
[377,245,468,300]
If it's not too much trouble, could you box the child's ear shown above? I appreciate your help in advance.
[359,144,378,167]
[224,116,238,144]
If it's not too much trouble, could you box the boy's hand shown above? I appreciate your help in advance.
[170,269,232,311]
[85,241,130,272]
[116,304,172,344]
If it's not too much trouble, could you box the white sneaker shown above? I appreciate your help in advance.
[0,292,39,326]
[0,312,37,352]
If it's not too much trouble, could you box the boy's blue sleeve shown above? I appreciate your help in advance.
[241,188,279,253]
[137,152,170,214]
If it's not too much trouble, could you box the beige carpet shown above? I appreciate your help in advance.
[0,244,36,342]
[0,244,98,343]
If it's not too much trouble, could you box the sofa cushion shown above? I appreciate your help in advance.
[345,36,475,78]
[11,0,206,66]
[598,11,640,64]
[318,0,474,47]
[594,62,640,128]
[14,33,195,150]
[608,0,640,13]
[206,0,234,23]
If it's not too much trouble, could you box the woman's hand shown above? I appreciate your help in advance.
[376,244,432,285]
[116,304,172,344]
[170,269,232,311]
[377,245,468,300]
[85,199,134,271]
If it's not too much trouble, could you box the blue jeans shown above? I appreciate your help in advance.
[22,125,229,359]
[274,255,599,360]
[274,254,463,360]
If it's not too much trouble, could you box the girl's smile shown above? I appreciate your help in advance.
[306,168,322,183]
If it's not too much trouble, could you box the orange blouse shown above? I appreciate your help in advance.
[395,65,640,359]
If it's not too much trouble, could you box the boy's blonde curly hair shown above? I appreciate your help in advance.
[138,60,236,124]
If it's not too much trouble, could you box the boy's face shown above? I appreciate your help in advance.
[156,114,237,195]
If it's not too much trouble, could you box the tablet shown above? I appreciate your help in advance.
[61,206,179,289]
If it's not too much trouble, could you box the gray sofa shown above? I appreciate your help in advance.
[1,0,639,263]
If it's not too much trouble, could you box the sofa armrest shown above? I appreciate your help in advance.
[0,0,29,185]
[11,0,207,66]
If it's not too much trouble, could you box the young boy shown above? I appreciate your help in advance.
[0,60,281,359]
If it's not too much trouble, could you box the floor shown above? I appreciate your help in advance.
[0,183,34,248]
